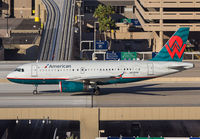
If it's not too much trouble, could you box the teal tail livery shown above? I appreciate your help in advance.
[150,27,189,62]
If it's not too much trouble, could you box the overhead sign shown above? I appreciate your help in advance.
[120,19,141,26]
[132,19,141,26]
[106,52,121,60]
[121,52,137,60]
[95,41,108,50]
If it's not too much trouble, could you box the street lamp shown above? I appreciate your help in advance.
[94,22,99,52]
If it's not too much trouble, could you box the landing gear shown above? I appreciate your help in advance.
[33,85,39,95]
[93,86,100,95]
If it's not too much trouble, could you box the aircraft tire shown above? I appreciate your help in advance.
[94,87,100,96]
[33,90,38,95]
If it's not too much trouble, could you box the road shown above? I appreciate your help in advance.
[55,0,75,60]
[0,61,199,108]
[39,0,75,61]
[39,0,60,60]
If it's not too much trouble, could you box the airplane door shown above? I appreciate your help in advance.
[147,63,154,75]
[80,67,85,74]
[31,65,38,77]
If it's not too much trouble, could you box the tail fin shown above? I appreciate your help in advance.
[150,27,189,62]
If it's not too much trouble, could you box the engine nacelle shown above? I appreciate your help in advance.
[59,81,89,92]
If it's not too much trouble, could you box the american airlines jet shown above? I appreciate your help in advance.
[7,27,194,95]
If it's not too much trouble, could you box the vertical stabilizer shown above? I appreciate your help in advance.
[150,27,189,62]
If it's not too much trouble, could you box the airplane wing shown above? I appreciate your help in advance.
[67,72,124,82]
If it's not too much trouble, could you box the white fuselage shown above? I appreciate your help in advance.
[7,60,194,85]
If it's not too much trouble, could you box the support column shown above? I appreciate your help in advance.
[80,108,99,139]
[156,7,163,52]
[156,31,163,52]
[148,39,152,48]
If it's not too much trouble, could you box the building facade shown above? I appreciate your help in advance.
[135,0,200,51]
[0,0,44,23]
[83,0,200,52]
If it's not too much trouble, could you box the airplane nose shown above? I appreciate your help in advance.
[7,72,14,79]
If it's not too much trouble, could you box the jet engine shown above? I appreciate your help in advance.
[59,81,89,92]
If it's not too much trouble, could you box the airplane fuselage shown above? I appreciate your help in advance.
[7,60,193,85]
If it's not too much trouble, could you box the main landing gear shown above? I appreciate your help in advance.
[33,84,39,95]
[93,86,100,95]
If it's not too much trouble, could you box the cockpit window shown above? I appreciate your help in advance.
[14,68,24,72]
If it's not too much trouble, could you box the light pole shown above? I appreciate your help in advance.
[6,15,8,36]
[94,22,98,52]
[6,0,8,36]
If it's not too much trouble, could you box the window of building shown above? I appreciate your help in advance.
[32,0,35,15]
[84,6,96,13]
[0,0,2,7]
[113,6,125,14]
[121,6,125,13]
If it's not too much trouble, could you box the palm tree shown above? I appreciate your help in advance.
[93,4,115,50]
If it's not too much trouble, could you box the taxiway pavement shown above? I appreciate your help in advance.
[0,61,199,108]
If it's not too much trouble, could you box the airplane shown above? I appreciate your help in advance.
[7,27,194,95]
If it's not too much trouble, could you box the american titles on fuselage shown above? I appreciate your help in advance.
[44,64,71,69]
